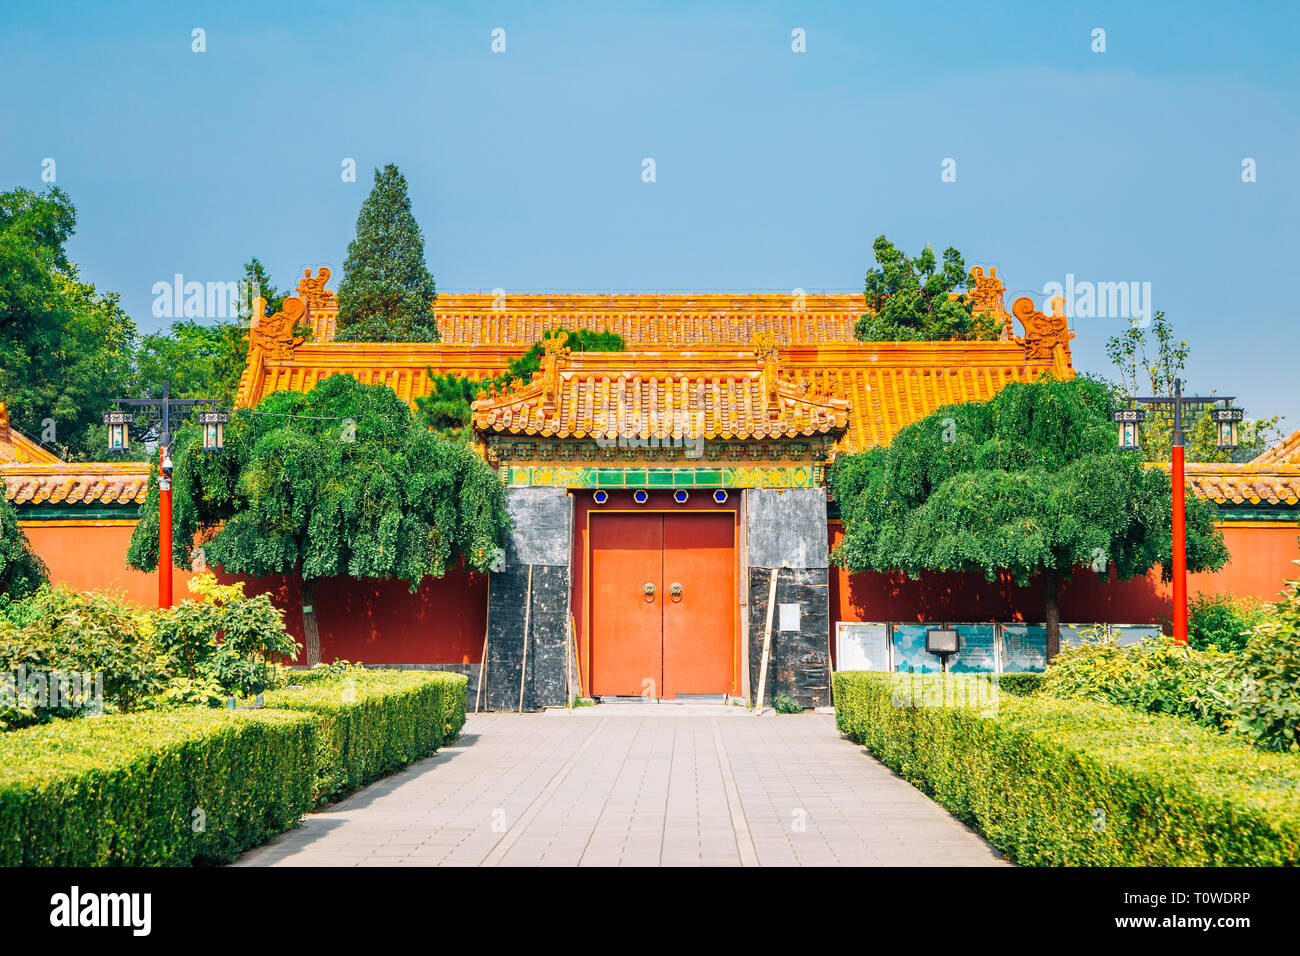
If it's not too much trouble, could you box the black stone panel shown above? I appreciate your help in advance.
[483,564,570,711]
[744,488,828,569]
[504,487,571,566]
[747,567,832,709]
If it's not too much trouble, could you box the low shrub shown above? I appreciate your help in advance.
[151,573,301,699]
[257,669,467,801]
[1041,634,1237,731]
[1188,592,1267,653]
[0,708,315,865]
[834,671,1300,865]
[773,692,802,714]
[996,672,1045,696]
[1230,570,1300,751]
[0,586,169,723]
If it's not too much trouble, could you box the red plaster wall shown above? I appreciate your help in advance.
[19,520,488,666]
[828,522,1300,640]
[19,522,197,607]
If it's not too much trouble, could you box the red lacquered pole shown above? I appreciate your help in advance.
[1171,441,1187,647]
[159,446,173,609]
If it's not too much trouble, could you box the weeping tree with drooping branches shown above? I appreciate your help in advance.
[829,375,1230,660]
[0,495,48,603]
[128,374,511,665]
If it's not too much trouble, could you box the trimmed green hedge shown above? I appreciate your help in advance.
[834,671,1300,865]
[0,709,315,866]
[259,670,467,801]
[996,672,1046,697]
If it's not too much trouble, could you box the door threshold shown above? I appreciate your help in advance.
[595,694,729,705]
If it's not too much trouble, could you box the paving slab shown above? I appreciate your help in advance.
[235,710,1008,867]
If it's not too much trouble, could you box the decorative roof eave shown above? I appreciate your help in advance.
[470,351,852,443]
[1154,460,1300,506]
[2,462,153,507]
[1249,429,1300,467]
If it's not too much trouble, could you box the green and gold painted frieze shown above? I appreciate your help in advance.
[504,464,823,489]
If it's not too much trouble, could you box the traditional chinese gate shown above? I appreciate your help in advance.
[588,511,737,699]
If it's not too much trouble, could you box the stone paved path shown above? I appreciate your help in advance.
[235,707,1007,867]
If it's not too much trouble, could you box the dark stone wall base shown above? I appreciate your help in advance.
[747,567,831,709]
[483,564,571,711]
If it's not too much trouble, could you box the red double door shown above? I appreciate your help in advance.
[588,512,736,699]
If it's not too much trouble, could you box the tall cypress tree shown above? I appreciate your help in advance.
[335,165,438,342]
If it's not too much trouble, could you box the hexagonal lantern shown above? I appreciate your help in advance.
[197,410,229,452]
[1113,408,1146,450]
[1210,407,1243,451]
[103,410,134,451]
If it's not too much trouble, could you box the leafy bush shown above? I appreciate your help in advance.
[151,573,299,698]
[1188,591,1267,653]
[834,671,1300,865]
[0,496,47,602]
[0,708,315,865]
[256,669,466,801]
[1229,570,1300,751]
[0,586,168,721]
[1041,633,1237,731]
[772,692,802,714]
[996,672,1045,696]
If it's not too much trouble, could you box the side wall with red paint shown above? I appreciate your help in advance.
[20,520,488,666]
[828,522,1300,657]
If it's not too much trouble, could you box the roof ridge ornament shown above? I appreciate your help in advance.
[969,265,1013,341]
[540,330,570,407]
[248,295,306,361]
[753,331,780,404]
[1011,294,1075,368]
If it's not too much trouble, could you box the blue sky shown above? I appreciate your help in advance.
[3,1,1298,428]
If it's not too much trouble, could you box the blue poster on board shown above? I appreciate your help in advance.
[892,624,941,673]
[950,625,997,672]
[1001,624,1047,672]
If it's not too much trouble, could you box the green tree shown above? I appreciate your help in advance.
[0,187,136,460]
[0,495,48,601]
[418,328,627,440]
[238,257,285,318]
[335,165,438,343]
[1105,313,1280,463]
[855,235,1001,342]
[135,319,249,407]
[830,376,1230,659]
[127,374,510,665]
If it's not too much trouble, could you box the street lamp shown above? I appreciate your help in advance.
[1112,408,1145,450]
[107,380,221,608]
[1115,379,1241,646]
[103,410,134,451]
[198,411,229,452]
[1211,408,1243,451]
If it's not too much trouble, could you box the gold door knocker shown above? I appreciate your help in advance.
[670,582,683,602]
[643,582,656,600]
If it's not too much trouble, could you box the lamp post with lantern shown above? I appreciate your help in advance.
[1114,378,1240,647]
[103,380,224,608]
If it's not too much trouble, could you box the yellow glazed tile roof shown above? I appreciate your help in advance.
[0,404,61,465]
[470,356,851,442]
[1158,431,1300,506]
[236,266,1076,455]
[2,462,152,507]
